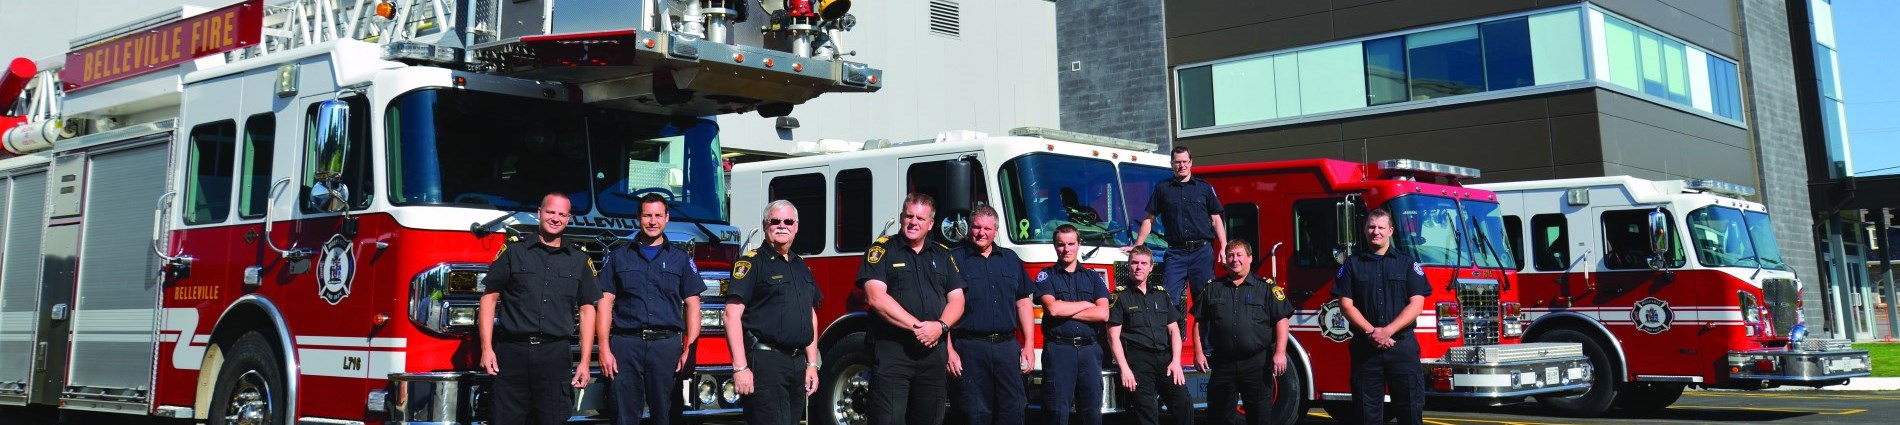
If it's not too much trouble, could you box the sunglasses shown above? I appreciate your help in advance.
[770,218,797,226]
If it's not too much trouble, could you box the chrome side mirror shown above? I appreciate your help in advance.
[307,99,351,213]
[1333,199,1357,264]
[1646,208,1670,270]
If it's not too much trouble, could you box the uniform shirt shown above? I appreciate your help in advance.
[1034,264,1109,340]
[1191,274,1294,356]
[727,248,823,348]
[1109,284,1181,352]
[1331,250,1433,339]
[1145,177,1224,245]
[950,245,1032,334]
[482,239,603,338]
[598,238,705,331]
[857,235,967,339]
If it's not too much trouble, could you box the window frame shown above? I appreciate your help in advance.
[768,172,828,256]
[237,113,276,219]
[835,168,874,253]
[1530,213,1570,272]
[184,120,238,225]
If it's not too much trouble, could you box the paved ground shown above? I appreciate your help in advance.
[1310,389,1900,425]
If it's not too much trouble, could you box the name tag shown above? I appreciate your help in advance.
[893,263,907,268]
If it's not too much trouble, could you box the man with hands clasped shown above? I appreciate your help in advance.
[1192,239,1293,425]
[1107,246,1191,425]
[859,193,967,425]
[724,200,823,425]
[1334,209,1431,425]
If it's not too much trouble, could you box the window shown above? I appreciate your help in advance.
[1597,13,1737,119]
[238,114,275,219]
[836,168,874,252]
[1365,37,1408,105]
[1503,215,1525,271]
[1530,214,1569,271]
[1708,57,1743,120]
[1408,25,1484,99]
[1292,198,1351,269]
[769,173,826,255]
[1223,203,1261,272]
[185,120,237,225]
[1177,66,1214,129]
[996,155,1134,245]
[1600,209,1684,270]
[1482,18,1535,90]
[303,96,374,213]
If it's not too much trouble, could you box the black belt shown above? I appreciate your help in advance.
[1173,239,1209,250]
[1047,336,1094,346]
[498,334,564,345]
[954,330,1015,343]
[613,328,681,340]
[750,341,804,356]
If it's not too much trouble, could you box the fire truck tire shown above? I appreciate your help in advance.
[208,332,286,425]
[814,333,873,425]
[1612,382,1685,412]
[1532,329,1616,417]
[1269,352,1310,425]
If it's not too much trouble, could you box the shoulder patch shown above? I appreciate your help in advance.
[1036,270,1049,282]
[866,246,886,264]
[732,260,752,280]
[1273,285,1287,301]
[588,257,599,276]
[1413,262,1425,276]
[493,243,509,261]
[1336,265,1346,279]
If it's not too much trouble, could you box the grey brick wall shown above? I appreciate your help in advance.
[1739,0,1827,334]
[1056,0,1171,148]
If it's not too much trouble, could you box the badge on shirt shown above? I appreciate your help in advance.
[1413,262,1425,276]
[1036,271,1049,282]
[732,260,752,279]
[1273,285,1287,301]
[867,246,886,264]
[494,243,508,261]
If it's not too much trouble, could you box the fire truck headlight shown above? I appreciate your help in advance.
[1435,302,1461,340]
[1501,302,1524,337]
[447,305,479,328]
[412,263,488,335]
[720,378,742,405]
[695,375,719,408]
[700,309,725,329]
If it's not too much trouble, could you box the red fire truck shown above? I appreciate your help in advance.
[1474,176,1872,416]
[1194,158,1591,419]
[0,0,875,423]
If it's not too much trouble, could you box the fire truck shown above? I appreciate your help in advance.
[1473,176,1873,416]
[1193,159,1592,420]
[0,0,876,423]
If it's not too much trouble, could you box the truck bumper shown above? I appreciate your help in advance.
[387,367,752,424]
[1726,341,1871,387]
[1421,342,1593,399]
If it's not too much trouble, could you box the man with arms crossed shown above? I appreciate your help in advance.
[1035,224,1111,425]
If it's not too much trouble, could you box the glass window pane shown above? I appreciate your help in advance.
[1177,66,1214,129]
[1298,43,1367,114]
[1663,40,1689,103]
[1481,17,1535,90]
[768,173,827,255]
[1274,54,1302,117]
[185,121,236,225]
[1813,0,1837,47]
[1822,98,1848,177]
[1816,44,1840,99]
[835,168,873,252]
[1212,57,1277,125]
[1604,18,1641,88]
[1531,214,1570,271]
[238,115,274,219]
[1529,10,1585,84]
[1637,30,1666,96]
[1364,36,1408,105]
[1407,25,1484,100]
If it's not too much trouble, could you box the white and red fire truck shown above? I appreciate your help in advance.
[1194,159,1591,420]
[1474,176,1873,416]
[0,0,876,423]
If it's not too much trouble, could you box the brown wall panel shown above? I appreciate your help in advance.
[1593,90,1751,149]
[1340,96,1554,140]
[1549,114,1606,165]
[1331,0,1542,42]
[1362,120,1555,174]
[1168,13,1334,65]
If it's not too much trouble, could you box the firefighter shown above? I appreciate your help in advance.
[479,192,601,425]
[726,200,823,425]
[595,193,702,425]
[1334,208,1431,425]
[1035,224,1111,425]
[1108,246,1191,425]
[1126,145,1227,305]
[1192,239,1293,425]
[860,193,967,425]
[946,205,1035,425]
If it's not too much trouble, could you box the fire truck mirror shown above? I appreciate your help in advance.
[1333,199,1357,257]
[940,158,974,214]
[308,99,352,213]
[1646,208,1670,258]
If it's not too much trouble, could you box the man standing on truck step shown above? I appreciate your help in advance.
[1109,245,1192,425]
[946,205,1035,425]
[479,192,601,425]
[1334,208,1430,425]
[860,193,968,425]
[596,193,703,425]
[1192,239,1293,425]
[1036,224,1112,425]
[726,200,823,425]
[1127,146,1227,306]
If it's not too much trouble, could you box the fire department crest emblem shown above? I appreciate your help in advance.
[317,234,355,305]
[1632,297,1673,335]
[1319,299,1353,342]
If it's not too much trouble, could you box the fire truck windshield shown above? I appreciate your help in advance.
[1687,206,1788,270]
[1384,195,1516,269]
[1120,163,1173,249]
[998,153,1133,246]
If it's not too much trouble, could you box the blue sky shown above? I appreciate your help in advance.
[1837,1,1900,176]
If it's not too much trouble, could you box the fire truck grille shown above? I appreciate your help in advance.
[1457,281,1501,346]
[1763,278,1800,334]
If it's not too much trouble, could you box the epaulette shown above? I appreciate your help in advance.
[742,249,759,258]
[874,236,891,244]
[935,242,950,250]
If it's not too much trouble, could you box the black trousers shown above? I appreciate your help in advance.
[869,335,948,425]
[1207,350,1272,425]
[1350,337,1424,425]
[1123,346,1192,425]
[492,339,574,425]
[952,336,1026,425]
[743,347,808,425]
[607,334,681,425]
[1041,341,1103,425]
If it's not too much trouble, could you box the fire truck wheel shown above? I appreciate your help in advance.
[814,333,873,425]
[208,332,285,425]
[1269,353,1310,425]
[1612,382,1685,412]
[1532,329,1616,417]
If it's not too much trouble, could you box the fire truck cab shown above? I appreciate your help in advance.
[1475,176,1872,416]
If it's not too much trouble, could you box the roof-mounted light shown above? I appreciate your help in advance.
[1375,159,1481,181]
[382,41,462,65]
[1008,127,1158,153]
[1688,179,1757,198]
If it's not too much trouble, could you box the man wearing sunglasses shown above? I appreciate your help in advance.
[726,200,823,425]
[860,193,968,425]
[595,193,703,425]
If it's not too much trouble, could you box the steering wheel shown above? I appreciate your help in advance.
[610,187,676,201]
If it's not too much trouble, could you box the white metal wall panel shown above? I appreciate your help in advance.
[0,172,48,388]
[68,143,169,390]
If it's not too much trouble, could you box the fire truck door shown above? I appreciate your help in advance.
[0,169,48,404]
[1591,206,1699,376]
[27,153,88,405]
[64,138,170,409]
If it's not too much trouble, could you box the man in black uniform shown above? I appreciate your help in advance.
[860,193,967,425]
[946,206,1034,425]
[596,193,703,425]
[1192,239,1293,425]
[1108,246,1191,425]
[1035,224,1111,425]
[1334,208,1430,425]
[726,200,822,425]
[1127,146,1227,304]
[479,192,601,425]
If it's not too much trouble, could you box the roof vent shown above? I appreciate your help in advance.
[929,0,960,38]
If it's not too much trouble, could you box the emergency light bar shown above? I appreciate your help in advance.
[1687,179,1757,198]
[1009,127,1159,153]
[1375,159,1481,181]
